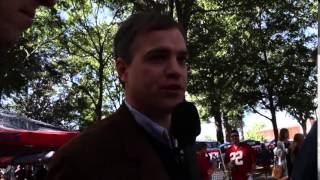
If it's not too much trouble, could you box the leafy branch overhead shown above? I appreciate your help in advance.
[0,0,317,138]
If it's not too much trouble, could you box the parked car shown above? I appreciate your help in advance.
[241,139,262,152]
[256,143,274,167]
[219,142,231,154]
[265,139,276,150]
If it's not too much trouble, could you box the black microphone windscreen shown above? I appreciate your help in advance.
[171,101,201,146]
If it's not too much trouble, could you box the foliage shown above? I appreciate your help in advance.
[245,122,266,141]
[1,1,124,129]
[54,0,124,123]
[0,0,317,136]
[232,0,317,140]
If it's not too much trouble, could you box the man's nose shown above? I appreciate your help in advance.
[165,56,184,78]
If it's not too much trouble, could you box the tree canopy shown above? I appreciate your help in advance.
[0,0,317,140]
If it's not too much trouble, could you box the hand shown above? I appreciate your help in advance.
[251,163,256,171]
[228,160,235,170]
[247,173,253,180]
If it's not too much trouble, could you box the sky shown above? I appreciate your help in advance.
[196,110,302,141]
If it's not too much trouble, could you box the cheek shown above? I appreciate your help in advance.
[183,69,188,80]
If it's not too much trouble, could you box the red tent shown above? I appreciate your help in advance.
[0,109,80,167]
[0,129,79,167]
[0,129,79,147]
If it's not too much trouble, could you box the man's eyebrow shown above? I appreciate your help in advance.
[145,48,170,55]
[145,47,189,56]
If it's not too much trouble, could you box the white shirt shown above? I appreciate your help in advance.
[125,101,172,147]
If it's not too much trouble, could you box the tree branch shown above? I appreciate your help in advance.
[249,105,272,120]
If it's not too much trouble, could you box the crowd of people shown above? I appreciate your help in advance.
[195,128,312,180]
[0,165,48,180]
[272,128,306,180]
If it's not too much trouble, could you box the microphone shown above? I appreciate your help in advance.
[170,101,201,147]
[170,101,202,180]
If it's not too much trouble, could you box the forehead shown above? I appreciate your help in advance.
[231,132,239,136]
[131,28,187,53]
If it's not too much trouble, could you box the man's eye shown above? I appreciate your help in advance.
[177,56,187,65]
[148,54,167,63]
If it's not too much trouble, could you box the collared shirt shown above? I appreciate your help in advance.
[125,101,172,148]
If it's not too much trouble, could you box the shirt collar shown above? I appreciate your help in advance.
[125,101,172,147]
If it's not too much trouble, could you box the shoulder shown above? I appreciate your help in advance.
[226,144,234,152]
[238,142,251,150]
[49,105,136,164]
[47,104,144,179]
[63,104,134,151]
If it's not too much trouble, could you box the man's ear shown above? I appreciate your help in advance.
[116,58,128,83]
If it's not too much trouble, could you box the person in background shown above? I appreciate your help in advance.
[257,143,273,175]
[35,165,48,180]
[273,141,288,180]
[276,128,291,179]
[289,133,304,166]
[273,128,296,180]
[0,0,56,48]
[196,142,212,180]
[291,121,317,180]
[224,130,256,180]
[15,165,27,180]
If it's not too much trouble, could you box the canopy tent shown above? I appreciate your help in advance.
[0,109,67,131]
[0,109,79,167]
[0,129,79,147]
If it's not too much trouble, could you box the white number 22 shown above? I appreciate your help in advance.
[230,151,243,165]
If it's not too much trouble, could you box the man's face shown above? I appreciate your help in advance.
[0,0,55,47]
[230,133,240,144]
[117,28,188,115]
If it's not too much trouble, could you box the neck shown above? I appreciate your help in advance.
[151,113,171,129]
[126,99,172,129]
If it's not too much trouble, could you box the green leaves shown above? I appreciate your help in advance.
[0,0,316,135]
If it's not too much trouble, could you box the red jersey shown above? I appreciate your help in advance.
[196,152,211,180]
[224,143,256,180]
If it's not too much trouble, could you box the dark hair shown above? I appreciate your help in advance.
[293,133,303,142]
[197,142,208,151]
[279,128,289,141]
[230,129,239,135]
[113,11,185,64]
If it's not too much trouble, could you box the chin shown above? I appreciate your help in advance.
[160,100,183,111]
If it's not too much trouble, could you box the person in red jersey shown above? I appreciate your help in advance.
[224,130,256,180]
[196,142,212,180]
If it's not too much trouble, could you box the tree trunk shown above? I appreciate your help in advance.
[223,116,232,142]
[300,120,307,136]
[175,0,196,35]
[270,109,278,141]
[96,54,104,121]
[213,104,224,143]
[168,0,174,17]
[269,92,278,141]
